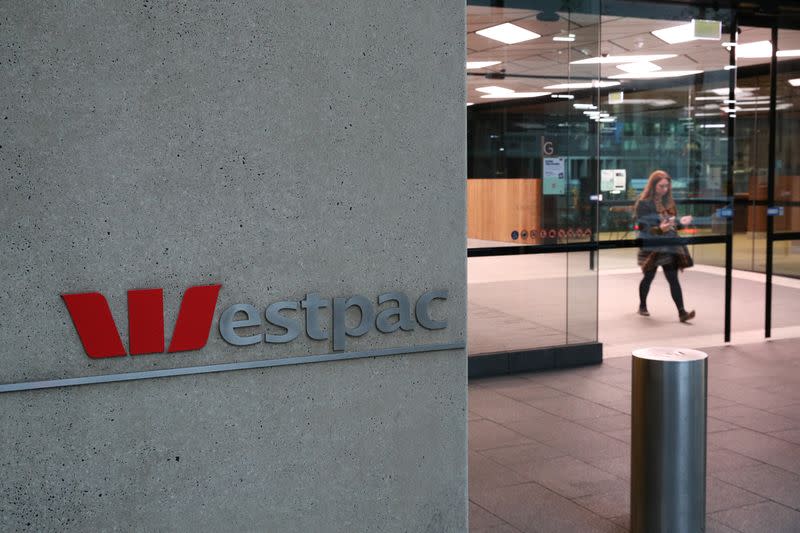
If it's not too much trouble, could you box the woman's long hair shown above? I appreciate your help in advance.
[635,169,676,215]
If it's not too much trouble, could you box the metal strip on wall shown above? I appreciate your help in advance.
[0,341,467,393]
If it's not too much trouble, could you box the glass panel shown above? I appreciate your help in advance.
[466,0,600,357]
[733,26,772,273]
[467,2,599,250]
[467,255,567,354]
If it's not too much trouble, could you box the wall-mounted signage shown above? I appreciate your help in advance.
[62,285,449,358]
[600,169,627,192]
[543,157,566,195]
[0,285,458,393]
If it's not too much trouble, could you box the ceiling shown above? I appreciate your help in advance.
[466,5,800,104]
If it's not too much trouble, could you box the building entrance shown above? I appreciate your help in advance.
[466,1,800,375]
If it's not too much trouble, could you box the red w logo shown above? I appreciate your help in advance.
[61,285,222,358]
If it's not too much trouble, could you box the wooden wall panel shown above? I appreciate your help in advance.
[467,179,542,243]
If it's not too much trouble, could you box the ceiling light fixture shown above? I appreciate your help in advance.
[466,61,502,69]
[551,94,576,99]
[553,33,576,42]
[736,41,773,58]
[475,86,515,95]
[652,19,722,45]
[708,87,757,96]
[571,54,677,65]
[616,61,662,74]
[476,23,541,45]
[789,78,800,87]
[573,103,597,110]
[544,80,621,89]
[480,91,551,99]
[608,70,703,79]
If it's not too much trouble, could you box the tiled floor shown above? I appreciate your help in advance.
[468,338,800,532]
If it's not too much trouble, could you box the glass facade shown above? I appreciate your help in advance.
[466,1,800,366]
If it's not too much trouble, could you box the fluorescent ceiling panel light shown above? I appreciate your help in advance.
[693,112,720,117]
[466,102,474,106]
[476,23,541,45]
[652,19,721,45]
[573,103,597,110]
[721,41,737,47]
[616,61,662,73]
[726,104,793,112]
[614,98,677,107]
[777,50,800,58]
[553,33,576,42]
[480,92,551,99]
[551,94,575,99]
[475,85,515,95]
[695,96,726,101]
[789,78,800,87]
[609,70,702,79]
[571,54,676,65]
[736,41,772,58]
[466,61,502,69]
[597,117,617,122]
[652,22,694,44]
[709,87,757,96]
[699,124,726,128]
[724,65,737,70]
[544,81,621,89]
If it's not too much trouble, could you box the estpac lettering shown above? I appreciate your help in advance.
[218,289,448,352]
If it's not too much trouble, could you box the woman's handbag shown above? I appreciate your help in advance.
[676,244,694,270]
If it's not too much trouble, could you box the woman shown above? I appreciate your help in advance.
[634,170,695,322]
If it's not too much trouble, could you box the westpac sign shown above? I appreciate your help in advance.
[61,284,449,358]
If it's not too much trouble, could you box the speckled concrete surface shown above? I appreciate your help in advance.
[0,1,466,531]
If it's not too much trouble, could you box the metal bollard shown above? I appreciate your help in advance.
[630,347,708,533]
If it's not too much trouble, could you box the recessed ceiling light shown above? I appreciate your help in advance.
[608,70,702,79]
[652,19,721,44]
[553,33,576,42]
[735,43,800,58]
[652,22,695,44]
[699,124,726,129]
[476,23,541,45]
[614,99,677,107]
[708,87,757,96]
[789,78,800,87]
[480,92,551,99]
[551,94,575,99]
[616,61,662,74]
[466,61,502,69]
[544,81,621,89]
[736,41,772,58]
[571,54,677,65]
[476,86,515,95]
[573,103,597,110]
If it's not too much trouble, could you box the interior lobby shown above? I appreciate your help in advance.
[465,1,800,531]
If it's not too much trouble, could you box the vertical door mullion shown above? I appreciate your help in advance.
[766,23,778,338]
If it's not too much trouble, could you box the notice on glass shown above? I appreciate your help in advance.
[543,157,566,195]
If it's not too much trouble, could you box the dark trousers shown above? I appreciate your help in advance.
[639,263,685,312]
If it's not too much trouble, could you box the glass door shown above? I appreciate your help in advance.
[734,15,800,339]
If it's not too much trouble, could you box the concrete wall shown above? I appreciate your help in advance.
[0,1,466,531]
